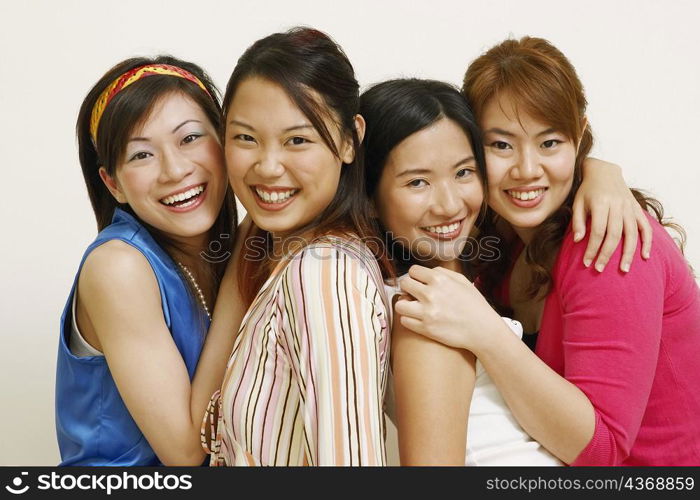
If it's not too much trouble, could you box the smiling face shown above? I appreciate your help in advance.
[99,91,227,247]
[375,118,484,270]
[224,77,355,239]
[481,93,578,243]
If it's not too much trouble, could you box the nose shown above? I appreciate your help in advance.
[159,147,195,183]
[254,147,285,179]
[430,182,463,219]
[512,145,543,180]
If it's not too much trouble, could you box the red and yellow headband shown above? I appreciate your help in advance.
[89,64,212,144]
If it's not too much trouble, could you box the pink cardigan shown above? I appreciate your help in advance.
[536,216,700,465]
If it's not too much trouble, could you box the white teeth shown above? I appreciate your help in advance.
[423,221,460,235]
[161,185,204,205]
[255,187,297,204]
[507,188,545,201]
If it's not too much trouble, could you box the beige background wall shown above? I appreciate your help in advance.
[1,0,698,465]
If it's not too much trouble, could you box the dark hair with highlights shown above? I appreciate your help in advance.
[360,78,487,277]
[76,55,238,317]
[223,27,392,306]
[462,37,686,311]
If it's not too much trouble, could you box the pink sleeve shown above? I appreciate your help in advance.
[552,228,666,466]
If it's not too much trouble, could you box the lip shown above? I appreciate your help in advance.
[419,218,465,240]
[161,183,208,213]
[161,182,206,199]
[251,185,300,212]
[504,186,547,208]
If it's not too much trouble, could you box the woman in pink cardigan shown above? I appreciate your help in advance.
[395,36,700,465]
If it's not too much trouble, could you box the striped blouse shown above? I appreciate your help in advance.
[204,236,390,466]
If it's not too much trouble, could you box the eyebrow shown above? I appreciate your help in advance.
[228,119,314,133]
[127,119,203,143]
[485,127,559,138]
[396,156,475,177]
[172,119,202,133]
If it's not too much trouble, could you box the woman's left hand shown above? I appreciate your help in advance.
[394,265,504,353]
[574,158,652,273]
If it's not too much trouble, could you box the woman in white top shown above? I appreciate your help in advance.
[359,78,650,465]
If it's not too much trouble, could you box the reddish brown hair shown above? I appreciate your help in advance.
[463,37,684,309]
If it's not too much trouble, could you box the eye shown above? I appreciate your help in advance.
[542,139,562,149]
[456,168,474,179]
[128,151,151,162]
[182,133,202,145]
[490,141,512,150]
[234,134,255,142]
[407,178,427,188]
[287,136,310,146]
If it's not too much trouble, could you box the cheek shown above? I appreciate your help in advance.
[550,152,576,183]
[381,190,423,237]
[485,154,509,189]
[464,182,485,214]
[117,169,151,197]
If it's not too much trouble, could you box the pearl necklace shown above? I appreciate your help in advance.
[177,262,212,320]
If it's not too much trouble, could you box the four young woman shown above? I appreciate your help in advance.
[57,29,699,466]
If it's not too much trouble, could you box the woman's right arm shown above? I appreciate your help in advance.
[392,307,476,465]
[78,240,241,465]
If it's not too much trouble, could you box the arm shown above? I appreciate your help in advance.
[392,306,475,465]
[396,265,594,463]
[79,240,240,465]
[399,234,664,464]
[575,158,652,272]
[280,245,387,465]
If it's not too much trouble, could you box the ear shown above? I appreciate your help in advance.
[99,167,127,204]
[340,114,366,164]
[576,116,589,152]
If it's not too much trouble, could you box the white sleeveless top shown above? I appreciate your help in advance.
[384,275,561,466]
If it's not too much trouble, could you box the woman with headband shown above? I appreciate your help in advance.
[56,57,241,466]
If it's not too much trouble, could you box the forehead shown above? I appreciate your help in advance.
[228,77,309,123]
[132,91,210,135]
[481,93,552,133]
[386,118,474,170]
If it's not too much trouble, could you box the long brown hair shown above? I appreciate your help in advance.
[462,37,685,310]
[223,28,392,306]
[76,56,238,317]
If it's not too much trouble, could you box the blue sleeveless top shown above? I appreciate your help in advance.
[56,208,209,466]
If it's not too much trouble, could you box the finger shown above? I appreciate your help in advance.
[619,213,638,273]
[407,264,437,285]
[583,205,609,268]
[636,206,653,259]
[399,315,425,335]
[434,266,470,284]
[571,196,587,243]
[399,277,430,302]
[594,209,623,272]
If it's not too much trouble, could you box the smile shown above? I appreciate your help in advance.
[420,218,464,240]
[160,183,206,209]
[251,185,300,211]
[505,187,547,207]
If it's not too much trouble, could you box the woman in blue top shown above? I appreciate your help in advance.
[56,56,241,465]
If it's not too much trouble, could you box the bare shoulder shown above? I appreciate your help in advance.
[79,239,160,307]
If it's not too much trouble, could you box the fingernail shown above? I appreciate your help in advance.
[643,251,650,259]
[621,263,630,273]
[583,258,592,268]
[574,232,582,242]
[595,262,604,272]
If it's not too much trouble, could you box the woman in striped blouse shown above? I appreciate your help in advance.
[202,27,393,466]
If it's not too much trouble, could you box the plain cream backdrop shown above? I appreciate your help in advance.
[1,0,698,465]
